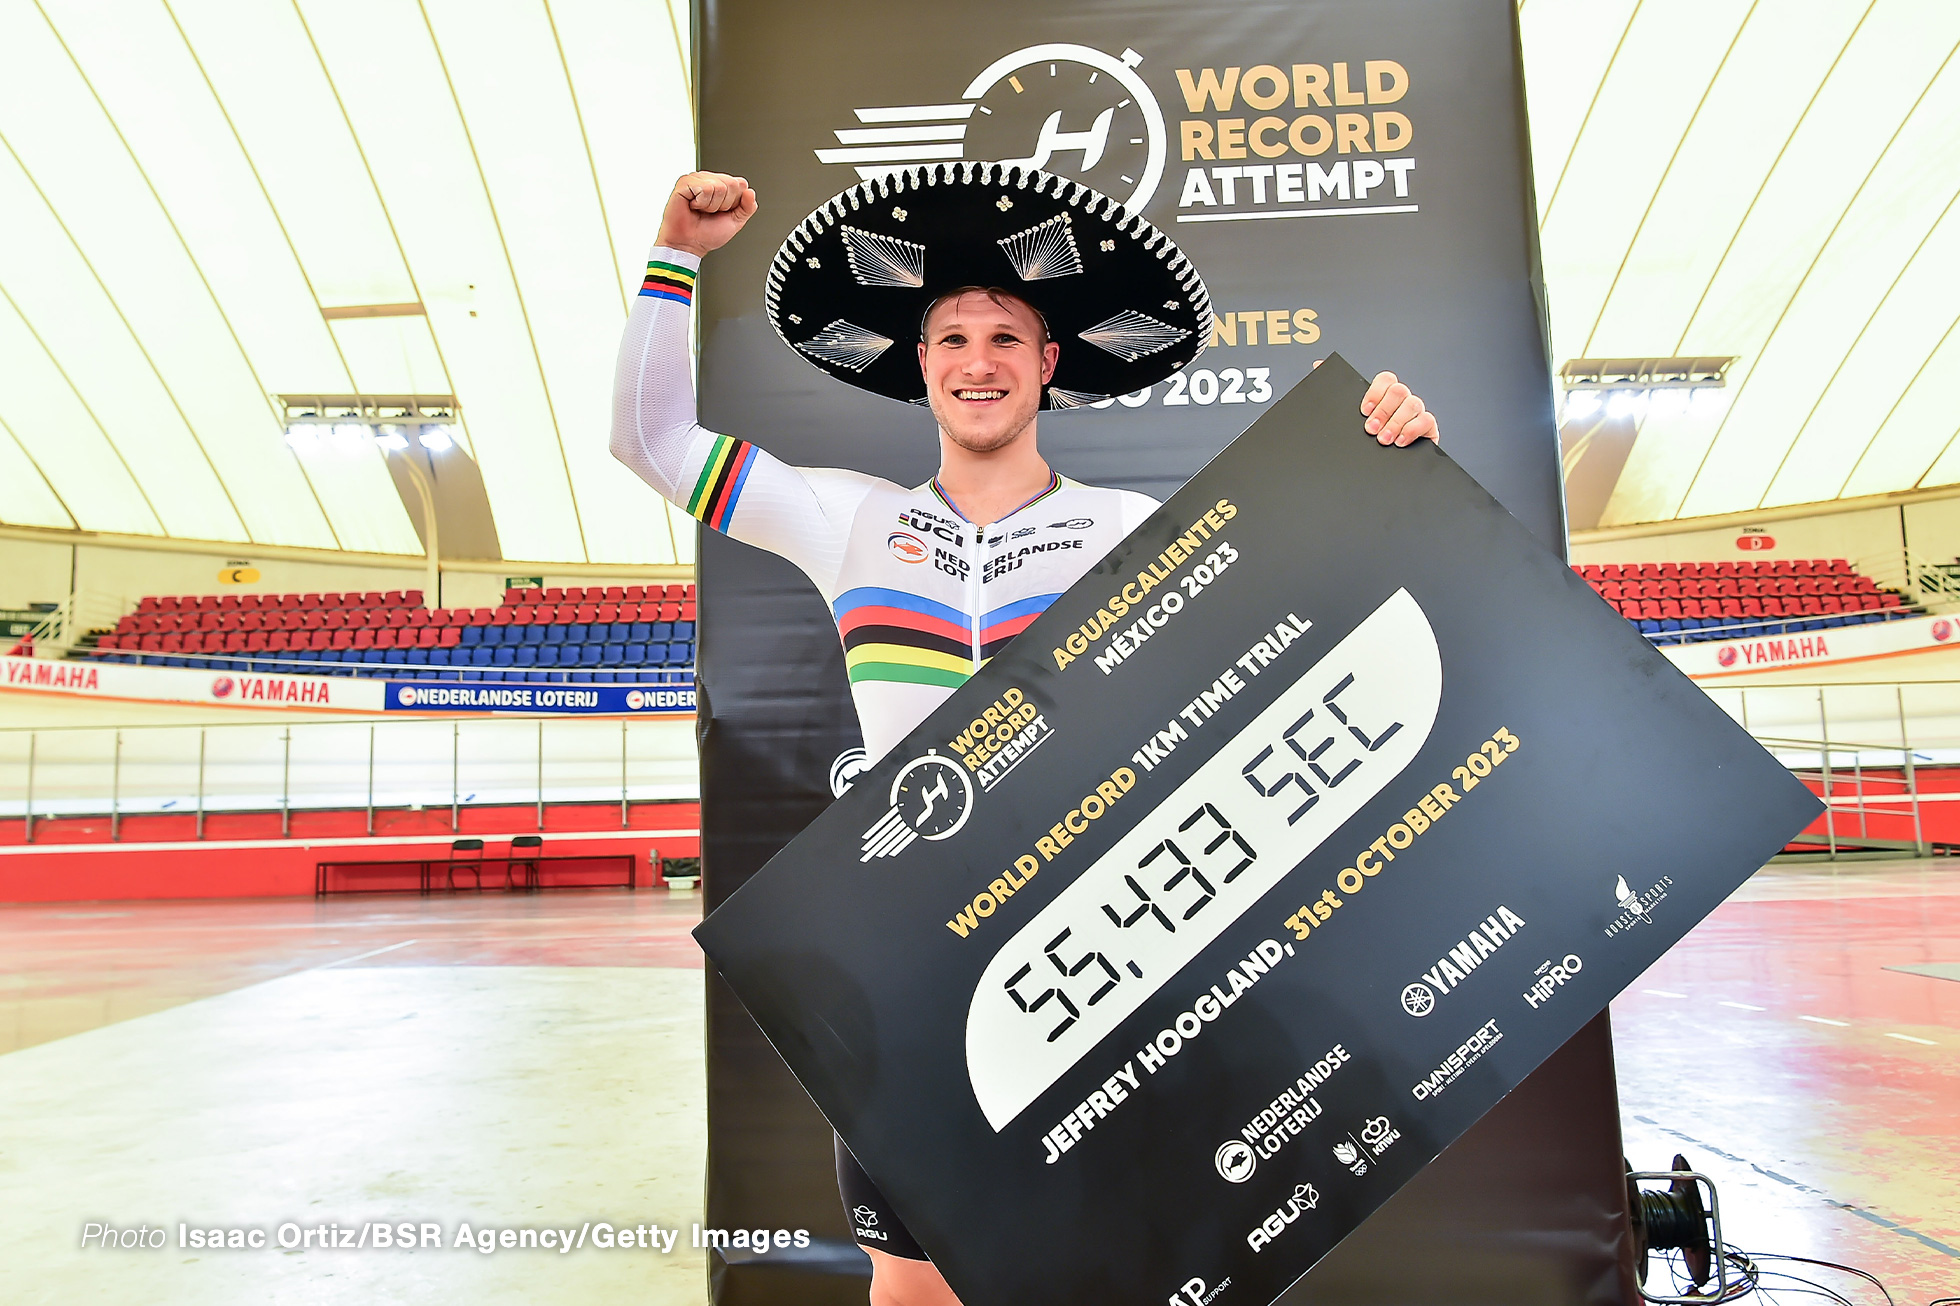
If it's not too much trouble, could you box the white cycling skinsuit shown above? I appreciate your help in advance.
[611,246,1159,764]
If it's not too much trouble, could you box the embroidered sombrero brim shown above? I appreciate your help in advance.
[766,163,1212,409]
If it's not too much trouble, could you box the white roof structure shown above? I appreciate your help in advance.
[3,1,1956,559]
[1525,0,1960,527]
[0,0,694,564]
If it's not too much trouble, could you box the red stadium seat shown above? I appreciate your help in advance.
[244,632,268,652]
[404,590,425,608]
[471,607,494,624]
[604,586,626,603]
[544,588,565,603]
[503,587,523,605]
[331,630,354,650]
[238,594,261,611]
[137,596,160,612]
[351,629,375,650]
[575,604,600,623]
[417,628,439,649]
[376,629,399,649]
[596,603,619,623]
[1658,562,1679,579]
[521,587,544,604]
[624,585,648,601]
[386,610,410,628]
[439,628,461,648]
[491,607,514,625]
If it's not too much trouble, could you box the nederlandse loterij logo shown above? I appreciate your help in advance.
[814,44,1169,214]
[860,751,975,860]
[1214,1139,1257,1183]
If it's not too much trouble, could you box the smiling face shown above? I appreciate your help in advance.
[918,289,1061,455]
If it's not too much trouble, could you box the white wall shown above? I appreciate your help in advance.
[1570,505,1907,569]
[0,538,74,610]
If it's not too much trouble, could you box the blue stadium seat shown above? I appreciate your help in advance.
[603,641,625,665]
[624,642,646,663]
[650,621,673,641]
[568,623,589,643]
[546,623,569,643]
[460,626,482,646]
[522,625,545,644]
[469,647,493,667]
[630,621,651,642]
[514,646,537,667]
[536,646,560,668]
[578,644,602,667]
[674,620,695,640]
[493,647,515,667]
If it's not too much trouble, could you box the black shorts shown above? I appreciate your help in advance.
[835,1133,929,1261]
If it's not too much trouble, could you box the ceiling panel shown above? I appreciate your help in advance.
[0,286,162,535]
[297,0,587,565]
[0,412,77,531]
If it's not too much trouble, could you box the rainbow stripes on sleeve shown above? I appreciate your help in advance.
[685,434,758,532]
[833,588,976,690]
[641,259,695,304]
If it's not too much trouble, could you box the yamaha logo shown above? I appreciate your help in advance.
[1717,646,1738,667]
[1399,982,1435,1017]
[210,676,234,698]
[830,746,871,797]
[888,531,929,563]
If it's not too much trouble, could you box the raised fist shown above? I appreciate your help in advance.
[658,171,759,256]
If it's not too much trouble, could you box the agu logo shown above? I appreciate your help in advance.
[888,532,928,563]
[1717,646,1738,667]
[210,676,234,698]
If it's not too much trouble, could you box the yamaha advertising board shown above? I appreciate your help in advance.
[693,1,1608,1301]
[695,361,1820,1306]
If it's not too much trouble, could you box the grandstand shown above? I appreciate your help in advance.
[85,584,696,682]
[1576,557,1912,644]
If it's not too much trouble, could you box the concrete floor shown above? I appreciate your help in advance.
[2,865,1956,1304]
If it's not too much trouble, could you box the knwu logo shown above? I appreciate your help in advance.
[815,44,1170,214]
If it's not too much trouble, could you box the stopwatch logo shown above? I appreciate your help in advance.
[815,43,1170,214]
[859,751,976,861]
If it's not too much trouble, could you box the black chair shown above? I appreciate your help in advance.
[506,835,543,891]
[447,839,486,891]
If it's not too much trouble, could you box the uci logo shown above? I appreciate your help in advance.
[888,532,928,563]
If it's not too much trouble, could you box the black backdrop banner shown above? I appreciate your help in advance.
[694,2,1603,1302]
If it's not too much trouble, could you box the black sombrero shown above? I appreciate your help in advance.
[766,163,1212,409]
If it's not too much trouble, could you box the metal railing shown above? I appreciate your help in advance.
[3,713,699,840]
[14,590,125,656]
[1705,680,1960,860]
[1856,547,1960,611]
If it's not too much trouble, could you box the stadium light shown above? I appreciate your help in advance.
[1558,357,1734,426]
[275,395,466,457]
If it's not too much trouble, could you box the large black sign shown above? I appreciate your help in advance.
[695,359,1819,1306]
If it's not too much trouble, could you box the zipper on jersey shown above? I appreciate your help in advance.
[967,522,985,669]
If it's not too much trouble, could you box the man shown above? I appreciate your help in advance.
[614,167,1438,1306]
